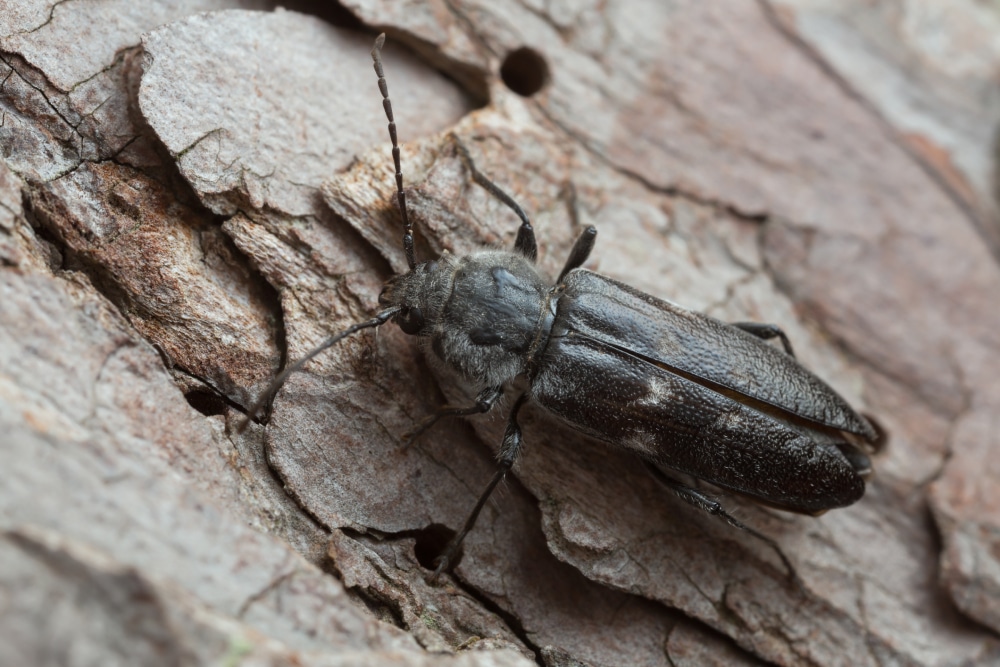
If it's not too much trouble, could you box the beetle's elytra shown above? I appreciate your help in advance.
[245,34,882,579]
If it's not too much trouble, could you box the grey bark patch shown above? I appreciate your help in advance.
[138,9,471,217]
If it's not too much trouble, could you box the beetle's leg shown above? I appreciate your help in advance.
[402,385,503,448]
[430,394,527,582]
[731,322,795,357]
[643,462,798,581]
[557,226,598,282]
[450,135,537,262]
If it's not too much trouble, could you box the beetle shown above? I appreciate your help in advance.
[244,34,882,580]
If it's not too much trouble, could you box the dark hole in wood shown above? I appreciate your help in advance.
[270,0,365,30]
[500,47,549,97]
[413,524,458,570]
[184,389,228,417]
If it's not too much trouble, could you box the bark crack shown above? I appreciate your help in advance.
[534,98,772,226]
[11,0,74,37]
[0,53,83,148]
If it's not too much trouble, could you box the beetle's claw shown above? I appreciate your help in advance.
[401,416,438,449]
[428,554,449,584]
[400,426,424,450]
[400,431,417,449]
[234,414,253,435]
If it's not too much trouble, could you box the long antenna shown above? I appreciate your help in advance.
[371,34,416,270]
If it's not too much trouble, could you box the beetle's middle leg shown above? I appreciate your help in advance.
[731,322,795,357]
[403,385,503,448]
[643,461,798,581]
[430,394,527,582]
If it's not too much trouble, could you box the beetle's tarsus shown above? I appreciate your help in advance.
[450,134,538,262]
[402,386,504,449]
[721,514,799,584]
[429,555,449,584]
[643,462,800,582]
[401,413,446,449]
[427,395,527,579]
[731,321,795,357]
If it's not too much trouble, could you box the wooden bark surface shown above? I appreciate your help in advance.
[2,1,999,665]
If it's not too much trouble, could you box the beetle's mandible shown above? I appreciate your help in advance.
[243,34,883,580]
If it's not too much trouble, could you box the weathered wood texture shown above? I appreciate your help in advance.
[1,1,999,665]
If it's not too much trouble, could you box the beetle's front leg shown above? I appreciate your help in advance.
[642,461,798,582]
[430,394,527,582]
[403,385,503,447]
[450,135,537,262]
[731,322,795,357]
[557,226,598,283]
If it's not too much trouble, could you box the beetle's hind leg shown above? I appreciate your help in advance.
[430,394,527,582]
[402,385,503,448]
[731,322,795,357]
[643,462,799,582]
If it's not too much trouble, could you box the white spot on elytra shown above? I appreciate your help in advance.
[636,375,675,407]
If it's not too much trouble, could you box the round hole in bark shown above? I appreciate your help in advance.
[500,47,549,97]
[184,389,227,417]
[413,524,458,570]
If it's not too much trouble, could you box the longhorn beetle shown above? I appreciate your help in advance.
[243,34,882,580]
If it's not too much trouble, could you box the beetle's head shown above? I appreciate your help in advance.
[378,255,454,336]
[381,249,550,386]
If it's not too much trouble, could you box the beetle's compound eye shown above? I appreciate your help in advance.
[397,307,425,335]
